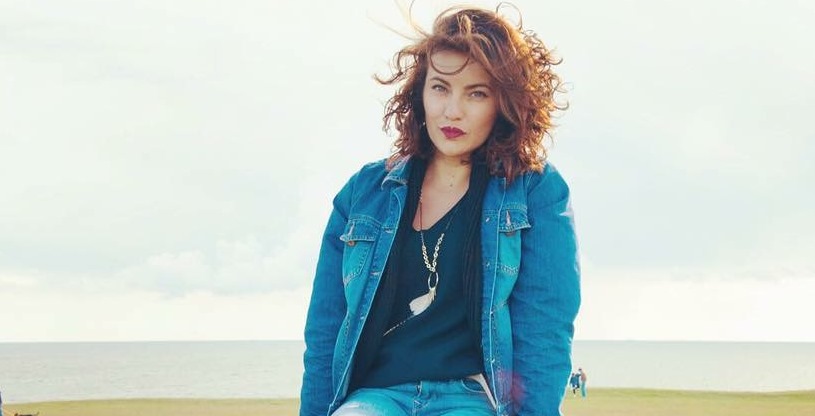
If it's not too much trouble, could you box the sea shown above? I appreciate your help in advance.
[0,340,813,403]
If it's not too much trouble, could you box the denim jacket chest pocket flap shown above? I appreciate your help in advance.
[338,217,380,286]
[496,207,531,277]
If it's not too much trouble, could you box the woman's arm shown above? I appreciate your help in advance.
[510,165,581,415]
[299,175,356,416]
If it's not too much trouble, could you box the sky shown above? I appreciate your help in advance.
[1,0,813,343]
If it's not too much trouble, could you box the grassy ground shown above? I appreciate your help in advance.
[4,389,814,416]
[1,398,298,416]
[561,389,815,416]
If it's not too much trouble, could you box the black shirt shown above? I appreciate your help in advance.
[360,188,484,387]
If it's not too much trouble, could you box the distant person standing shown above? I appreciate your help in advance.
[569,372,580,396]
[578,367,588,398]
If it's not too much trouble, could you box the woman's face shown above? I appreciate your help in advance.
[422,50,498,164]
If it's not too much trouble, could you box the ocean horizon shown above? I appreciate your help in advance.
[1,340,813,404]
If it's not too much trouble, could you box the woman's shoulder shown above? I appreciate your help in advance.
[335,158,390,196]
[519,160,569,192]
[348,156,412,187]
[357,158,389,177]
[512,160,572,208]
[347,158,389,187]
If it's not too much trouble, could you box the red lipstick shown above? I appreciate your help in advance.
[441,126,465,139]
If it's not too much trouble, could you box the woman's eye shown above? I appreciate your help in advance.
[431,84,447,93]
[470,90,488,98]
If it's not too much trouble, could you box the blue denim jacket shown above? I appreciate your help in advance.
[301,157,581,416]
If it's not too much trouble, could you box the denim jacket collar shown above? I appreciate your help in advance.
[381,156,412,189]
[382,156,510,189]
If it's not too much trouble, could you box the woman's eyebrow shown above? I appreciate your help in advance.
[428,76,451,86]
[464,83,492,90]
[428,76,492,90]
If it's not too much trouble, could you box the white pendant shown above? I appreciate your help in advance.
[409,286,436,315]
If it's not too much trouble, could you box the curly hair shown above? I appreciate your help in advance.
[379,5,567,181]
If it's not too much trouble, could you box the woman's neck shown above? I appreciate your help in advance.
[424,155,472,195]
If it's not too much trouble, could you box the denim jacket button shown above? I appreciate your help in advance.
[347,240,356,246]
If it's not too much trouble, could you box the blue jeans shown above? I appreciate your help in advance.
[331,378,495,416]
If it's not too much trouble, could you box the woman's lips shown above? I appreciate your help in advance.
[441,126,465,139]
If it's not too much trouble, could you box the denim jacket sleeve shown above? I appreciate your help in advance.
[299,172,357,416]
[510,165,581,415]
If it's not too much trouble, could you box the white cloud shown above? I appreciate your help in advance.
[0,284,311,342]
[110,233,320,295]
[576,264,815,342]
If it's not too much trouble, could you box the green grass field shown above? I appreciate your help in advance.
[561,389,815,416]
[4,389,814,416]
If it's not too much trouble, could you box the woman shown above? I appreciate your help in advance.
[301,5,580,416]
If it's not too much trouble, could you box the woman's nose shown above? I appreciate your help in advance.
[443,96,463,120]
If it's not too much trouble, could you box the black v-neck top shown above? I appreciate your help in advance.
[359,187,484,387]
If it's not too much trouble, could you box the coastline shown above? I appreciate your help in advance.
[4,389,814,416]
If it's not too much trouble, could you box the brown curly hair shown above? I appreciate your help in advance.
[379,5,567,181]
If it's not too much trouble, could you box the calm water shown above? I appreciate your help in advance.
[0,340,813,403]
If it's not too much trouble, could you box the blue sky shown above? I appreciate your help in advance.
[1,0,813,342]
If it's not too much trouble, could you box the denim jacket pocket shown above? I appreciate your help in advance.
[497,207,531,235]
[496,207,530,277]
[339,217,379,286]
